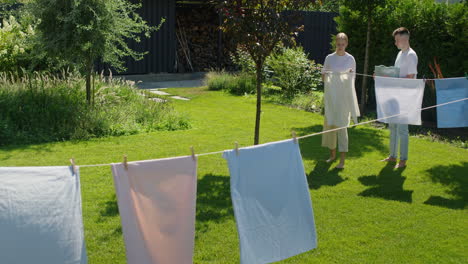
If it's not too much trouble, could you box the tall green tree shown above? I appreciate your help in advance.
[30,0,162,104]
[340,0,385,113]
[218,0,314,145]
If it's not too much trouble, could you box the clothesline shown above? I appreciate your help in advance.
[266,59,465,81]
[324,71,464,81]
[78,97,468,168]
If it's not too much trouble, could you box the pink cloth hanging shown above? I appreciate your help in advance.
[111,156,198,264]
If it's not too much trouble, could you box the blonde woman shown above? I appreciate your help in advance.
[321,33,360,169]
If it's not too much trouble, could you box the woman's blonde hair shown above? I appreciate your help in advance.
[336,32,348,42]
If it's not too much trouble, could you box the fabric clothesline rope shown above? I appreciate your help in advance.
[265,59,464,81]
[324,71,463,81]
[77,97,468,168]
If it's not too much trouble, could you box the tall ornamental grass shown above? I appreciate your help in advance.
[0,71,190,145]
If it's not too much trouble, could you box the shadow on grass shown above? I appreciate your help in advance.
[307,160,347,190]
[0,142,54,155]
[196,174,233,236]
[96,194,122,241]
[424,162,467,210]
[99,194,119,218]
[294,124,388,161]
[296,123,388,190]
[358,163,413,203]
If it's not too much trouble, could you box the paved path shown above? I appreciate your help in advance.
[137,79,204,90]
[117,72,205,101]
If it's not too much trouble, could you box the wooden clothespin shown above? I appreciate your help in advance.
[123,155,128,170]
[235,141,239,156]
[190,146,196,161]
[292,131,298,144]
[70,158,76,174]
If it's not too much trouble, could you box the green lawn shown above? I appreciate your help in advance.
[1,87,466,263]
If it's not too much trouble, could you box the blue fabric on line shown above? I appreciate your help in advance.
[223,139,317,264]
[0,166,87,264]
[435,78,468,128]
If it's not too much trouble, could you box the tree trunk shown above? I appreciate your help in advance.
[254,63,263,145]
[360,10,372,114]
[92,73,95,106]
[85,60,93,105]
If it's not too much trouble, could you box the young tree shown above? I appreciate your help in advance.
[30,0,163,104]
[218,0,314,145]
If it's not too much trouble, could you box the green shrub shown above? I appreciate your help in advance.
[0,71,190,145]
[205,71,256,95]
[0,15,35,72]
[205,71,233,91]
[228,72,256,95]
[266,46,323,97]
[230,47,256,74]
[231,46,323,97]
[264,89,324,113]
[290,91,324,113]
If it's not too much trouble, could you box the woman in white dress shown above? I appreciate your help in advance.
[321,33,360,169]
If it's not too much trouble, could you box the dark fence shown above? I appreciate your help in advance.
[114,8,338,74]
[91,6,339,75]
[120,0,176,74]
[297,11,338,64]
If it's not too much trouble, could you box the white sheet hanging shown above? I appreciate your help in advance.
[374,76,425,125]
[0,166,87,264]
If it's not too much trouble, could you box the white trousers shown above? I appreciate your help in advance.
[321,118,348,152]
